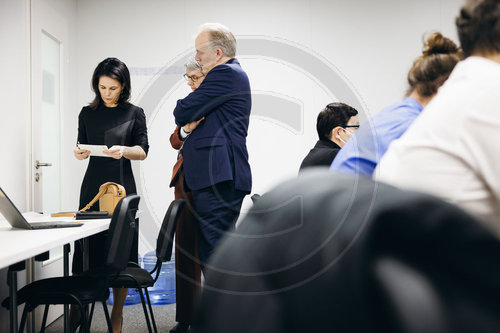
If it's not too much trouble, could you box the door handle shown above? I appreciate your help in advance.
[35,160,52,169]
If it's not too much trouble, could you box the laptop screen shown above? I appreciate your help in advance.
[0,187,32,229]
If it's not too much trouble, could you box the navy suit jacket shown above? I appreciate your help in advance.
[174,58,252,192]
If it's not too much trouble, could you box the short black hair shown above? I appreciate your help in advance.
[456,0,500,57]
[90,57,131,109]
[316,103,358,141]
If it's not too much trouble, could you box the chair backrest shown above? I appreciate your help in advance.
[156,199,186,262]
[193,170,500,333]
[250,193,261,204]
[373,256,448,333]
[104,195,140,273]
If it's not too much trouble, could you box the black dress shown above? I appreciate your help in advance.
[72,103,149,274]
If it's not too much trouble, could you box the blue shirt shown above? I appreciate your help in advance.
[330,97,423,176]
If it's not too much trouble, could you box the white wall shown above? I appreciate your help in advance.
[74,0,464,255]
[0,0,30,212]
[0,0,78,330]
[0,0,31,330]
[57,0,80,213]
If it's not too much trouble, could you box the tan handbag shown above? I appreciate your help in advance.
[50,182,126,217]
[80,182,126,214]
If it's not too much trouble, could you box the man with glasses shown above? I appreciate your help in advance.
[173,23,252,279]
[299,102,359,172]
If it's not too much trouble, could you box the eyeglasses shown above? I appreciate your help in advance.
[183,73,204,82]
[344,125,360,129]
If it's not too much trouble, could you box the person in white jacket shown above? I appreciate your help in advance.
[376,0,500,238]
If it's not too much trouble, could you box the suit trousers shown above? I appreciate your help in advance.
[191,180,246,269]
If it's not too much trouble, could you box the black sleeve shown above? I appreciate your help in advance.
[77,107,88,144]
[132,107,149,156]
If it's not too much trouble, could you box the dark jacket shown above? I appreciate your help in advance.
[299,139,340,171]
[194,171,500,333]
[174,58,252,192]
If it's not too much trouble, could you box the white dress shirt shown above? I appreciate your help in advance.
[375,56,500,237]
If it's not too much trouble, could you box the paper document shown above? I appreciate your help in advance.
[78,144,110,157]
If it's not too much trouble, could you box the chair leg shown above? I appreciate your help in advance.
[138,288,153,333]
[79,304,90,333]
[102,301,113,333]
[144,288,158,333]
[40,304,50,333]
[18,304,29,333]
[88,302,96,325]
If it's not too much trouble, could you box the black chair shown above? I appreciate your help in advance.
[2,195,140,333]
[108,199,186,333]
[193,171,500,333]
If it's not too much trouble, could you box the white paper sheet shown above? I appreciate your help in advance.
[77,144,110,157]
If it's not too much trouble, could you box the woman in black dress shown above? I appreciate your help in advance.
[73,57,149,332]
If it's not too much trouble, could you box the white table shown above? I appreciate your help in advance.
[0,217,111,270]
[0,215,111,333]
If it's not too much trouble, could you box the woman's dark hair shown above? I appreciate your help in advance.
[407,32,464,98]
[89,57,131,109]
[317,103,358,141]
[456,0,500,57]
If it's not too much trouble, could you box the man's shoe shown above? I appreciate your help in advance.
[170,322,190,333]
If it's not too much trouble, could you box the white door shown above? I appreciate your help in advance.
[30,0,72,327]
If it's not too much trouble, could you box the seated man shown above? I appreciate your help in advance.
[299,102,359,172]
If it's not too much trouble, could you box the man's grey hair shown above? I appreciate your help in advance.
[199,23,236,58]
[184,57,203,72]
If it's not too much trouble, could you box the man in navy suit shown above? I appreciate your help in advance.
[174,23,252,270]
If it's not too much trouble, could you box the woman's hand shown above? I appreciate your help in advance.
[182,117,205,133]
[74,147,90,160]
[103,145,126,159]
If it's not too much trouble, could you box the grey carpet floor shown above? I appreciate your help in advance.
[45,302,177,332]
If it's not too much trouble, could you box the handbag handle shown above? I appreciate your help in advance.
[80,182,122,212]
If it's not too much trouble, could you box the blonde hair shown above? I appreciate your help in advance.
[199,23,236,58]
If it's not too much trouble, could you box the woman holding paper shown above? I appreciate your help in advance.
[73,57,149,333]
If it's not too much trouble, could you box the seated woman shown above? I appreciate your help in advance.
[330,32,463,177]
[376,0,500,238]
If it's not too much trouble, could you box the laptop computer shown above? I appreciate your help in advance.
[0,187,83,229]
